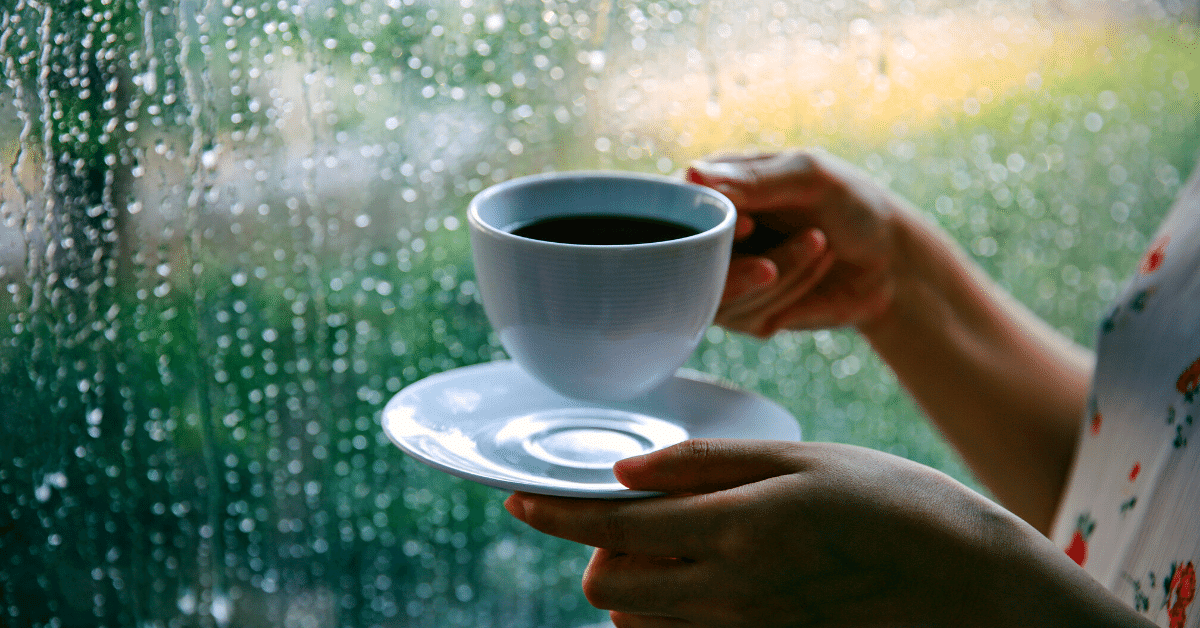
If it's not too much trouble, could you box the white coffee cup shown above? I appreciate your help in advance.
[468,171,735,402]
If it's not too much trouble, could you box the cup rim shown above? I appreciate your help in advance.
[466,170,736,249]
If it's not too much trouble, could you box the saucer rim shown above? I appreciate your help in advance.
[381,360,800,499]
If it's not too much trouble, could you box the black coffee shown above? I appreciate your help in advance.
[511,214,699,245]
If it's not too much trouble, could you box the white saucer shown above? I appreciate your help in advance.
[381,360,800,498]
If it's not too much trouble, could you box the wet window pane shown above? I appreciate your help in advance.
[1,1,1197,626]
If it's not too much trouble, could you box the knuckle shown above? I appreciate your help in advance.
[681,438,719,464]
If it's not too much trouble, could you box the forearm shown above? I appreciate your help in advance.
[858,209,1094,533]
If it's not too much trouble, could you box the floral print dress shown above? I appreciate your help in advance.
[1050,166,1200,628]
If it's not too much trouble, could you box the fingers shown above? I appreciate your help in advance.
[720,213,787,304]
[582,549,704,619]
[717,229,833,336]
[737,247,836,337]
[733,214,755,240]
[613,439,802,494]
[505,491,715,557]
[721,256,777,303]
[761,267,896,332]
[688,151,827,212]
[506,440,806,556]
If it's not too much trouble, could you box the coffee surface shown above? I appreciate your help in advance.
[511,214,699,245]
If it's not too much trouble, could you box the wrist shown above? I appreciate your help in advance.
[854,208,960,346]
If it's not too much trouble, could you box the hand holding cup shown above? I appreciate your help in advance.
[687,150,906,337]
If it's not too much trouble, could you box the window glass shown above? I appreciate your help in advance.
[1,1,1196,626]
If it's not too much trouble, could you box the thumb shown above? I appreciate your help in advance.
[613,439,802,494]
[689,152,825,213]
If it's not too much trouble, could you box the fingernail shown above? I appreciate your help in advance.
[734,215,755,238]
[504,494,527,520]
[734,257,775,287]
[613,453,646,474]
[752,258,776,286]
[612,454,648,486]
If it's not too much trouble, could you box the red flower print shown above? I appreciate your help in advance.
[1065,531,1087,566]
[1065,513,1095,567]
[1178,357,1200,402]
[1140,234,1169,274]
[1168,562,1196,628]
[1090,413,1103,436]
[1129,462,1141,482]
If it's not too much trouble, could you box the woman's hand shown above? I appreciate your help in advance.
[505,439,1148,628]
[689,149,1094,531]
[688,150,910,337]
